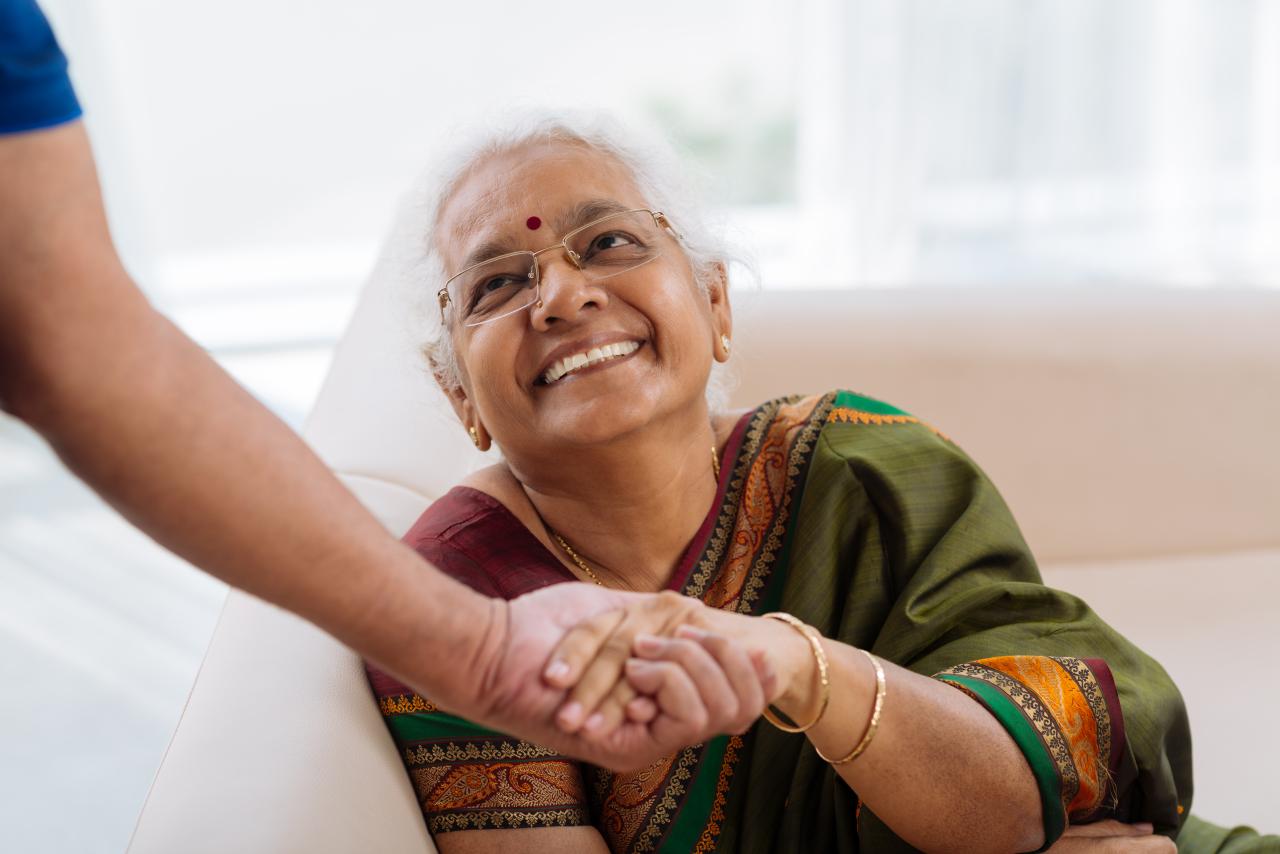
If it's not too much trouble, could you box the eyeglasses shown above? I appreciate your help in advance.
[437,208,679,327]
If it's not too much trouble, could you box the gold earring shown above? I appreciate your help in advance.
[468,426,482,449]
[720,334,732,355]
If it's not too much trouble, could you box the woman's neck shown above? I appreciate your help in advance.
[469,409,741,592]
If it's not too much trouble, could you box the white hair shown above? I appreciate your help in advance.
[387,111,744,411]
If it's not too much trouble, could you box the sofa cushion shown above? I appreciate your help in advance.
[1041,549,1280,829]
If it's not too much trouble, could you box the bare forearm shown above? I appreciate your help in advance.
[782,644,1044,853]
[0,123,491,704]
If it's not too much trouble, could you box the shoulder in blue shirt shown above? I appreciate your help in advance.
[0,0,82,133]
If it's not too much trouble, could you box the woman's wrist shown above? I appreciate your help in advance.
[764,621,826,722]
[695,609,819,714]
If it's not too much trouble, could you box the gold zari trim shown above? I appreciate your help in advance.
[380,694,437,716]
[427,806,591,835]
[404,740,563,766]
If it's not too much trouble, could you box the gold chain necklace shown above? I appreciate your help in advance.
[550,446,721,587]
[553,532,604,585]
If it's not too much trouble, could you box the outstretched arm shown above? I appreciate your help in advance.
[0,4,772,768]
[0,118,497,712]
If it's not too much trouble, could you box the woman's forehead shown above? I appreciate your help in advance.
[436,143,645,265]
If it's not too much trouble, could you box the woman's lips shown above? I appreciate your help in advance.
[539,340,644,386]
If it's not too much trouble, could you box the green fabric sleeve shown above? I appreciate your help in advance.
[841,417,1190,841]
[745,398,1193,853]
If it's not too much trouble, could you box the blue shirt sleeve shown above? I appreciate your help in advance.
[0,0,82,134]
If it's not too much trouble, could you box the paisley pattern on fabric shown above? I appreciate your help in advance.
[373,693,592,834]
[590,747,705,852]
[698,394,832,612]
[935,656,1123,832]
[415,759,591,833]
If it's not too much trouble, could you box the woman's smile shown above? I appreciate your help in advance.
[537,337,645,387]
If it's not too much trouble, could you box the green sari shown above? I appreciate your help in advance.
[365,390,1275,852]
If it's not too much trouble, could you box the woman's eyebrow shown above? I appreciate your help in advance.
[459,240,514,271]
[456,199,631,270]
[555,198,630,233]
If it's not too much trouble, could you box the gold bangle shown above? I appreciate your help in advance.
[816,648,886,765]
[759,612,830,733]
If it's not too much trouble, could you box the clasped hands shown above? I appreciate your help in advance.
[465,583,817,773]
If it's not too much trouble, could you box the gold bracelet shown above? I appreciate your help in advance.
[816,648,886,765]
[759,612,830,733]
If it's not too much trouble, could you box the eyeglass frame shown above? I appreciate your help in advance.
[436,208,680,327]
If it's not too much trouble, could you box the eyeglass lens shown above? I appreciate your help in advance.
[448,210,665,326]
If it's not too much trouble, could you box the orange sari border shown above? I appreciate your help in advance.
[935,655,1124,821]
[826,405,953,442]
[684,392,833,610]
[398,727,591,834]
[692,735,745,853]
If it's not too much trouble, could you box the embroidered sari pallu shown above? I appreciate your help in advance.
[367,390,1197,852]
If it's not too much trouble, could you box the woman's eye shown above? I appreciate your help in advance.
[467,275,520,310]
[589,232,637,253]
[481,275,519,293]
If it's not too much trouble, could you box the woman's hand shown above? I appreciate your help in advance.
[543,592,815,739]
[1046,820,1175,852]
[469,584,776,772]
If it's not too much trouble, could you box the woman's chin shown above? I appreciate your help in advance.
[537,405,653,447]
[522,359,708,448]
[530,389,678,447]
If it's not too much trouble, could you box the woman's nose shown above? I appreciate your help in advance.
[530,254,609,328]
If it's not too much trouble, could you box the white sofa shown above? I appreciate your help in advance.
[127,277,1280,852]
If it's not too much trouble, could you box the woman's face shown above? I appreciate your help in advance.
[436,141,729,460]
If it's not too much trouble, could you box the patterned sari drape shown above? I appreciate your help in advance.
[365,390,1259,852]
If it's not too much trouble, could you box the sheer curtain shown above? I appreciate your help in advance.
[42,0,1280,297]
[770,0,1280,288]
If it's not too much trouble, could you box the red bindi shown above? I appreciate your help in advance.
[526,216,542,230]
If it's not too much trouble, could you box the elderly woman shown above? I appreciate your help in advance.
[363,117,1254,854]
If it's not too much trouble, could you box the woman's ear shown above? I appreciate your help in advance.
[435,370,490,452]
[707,261,733,362]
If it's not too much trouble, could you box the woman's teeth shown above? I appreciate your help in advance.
[542,340,641,385]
